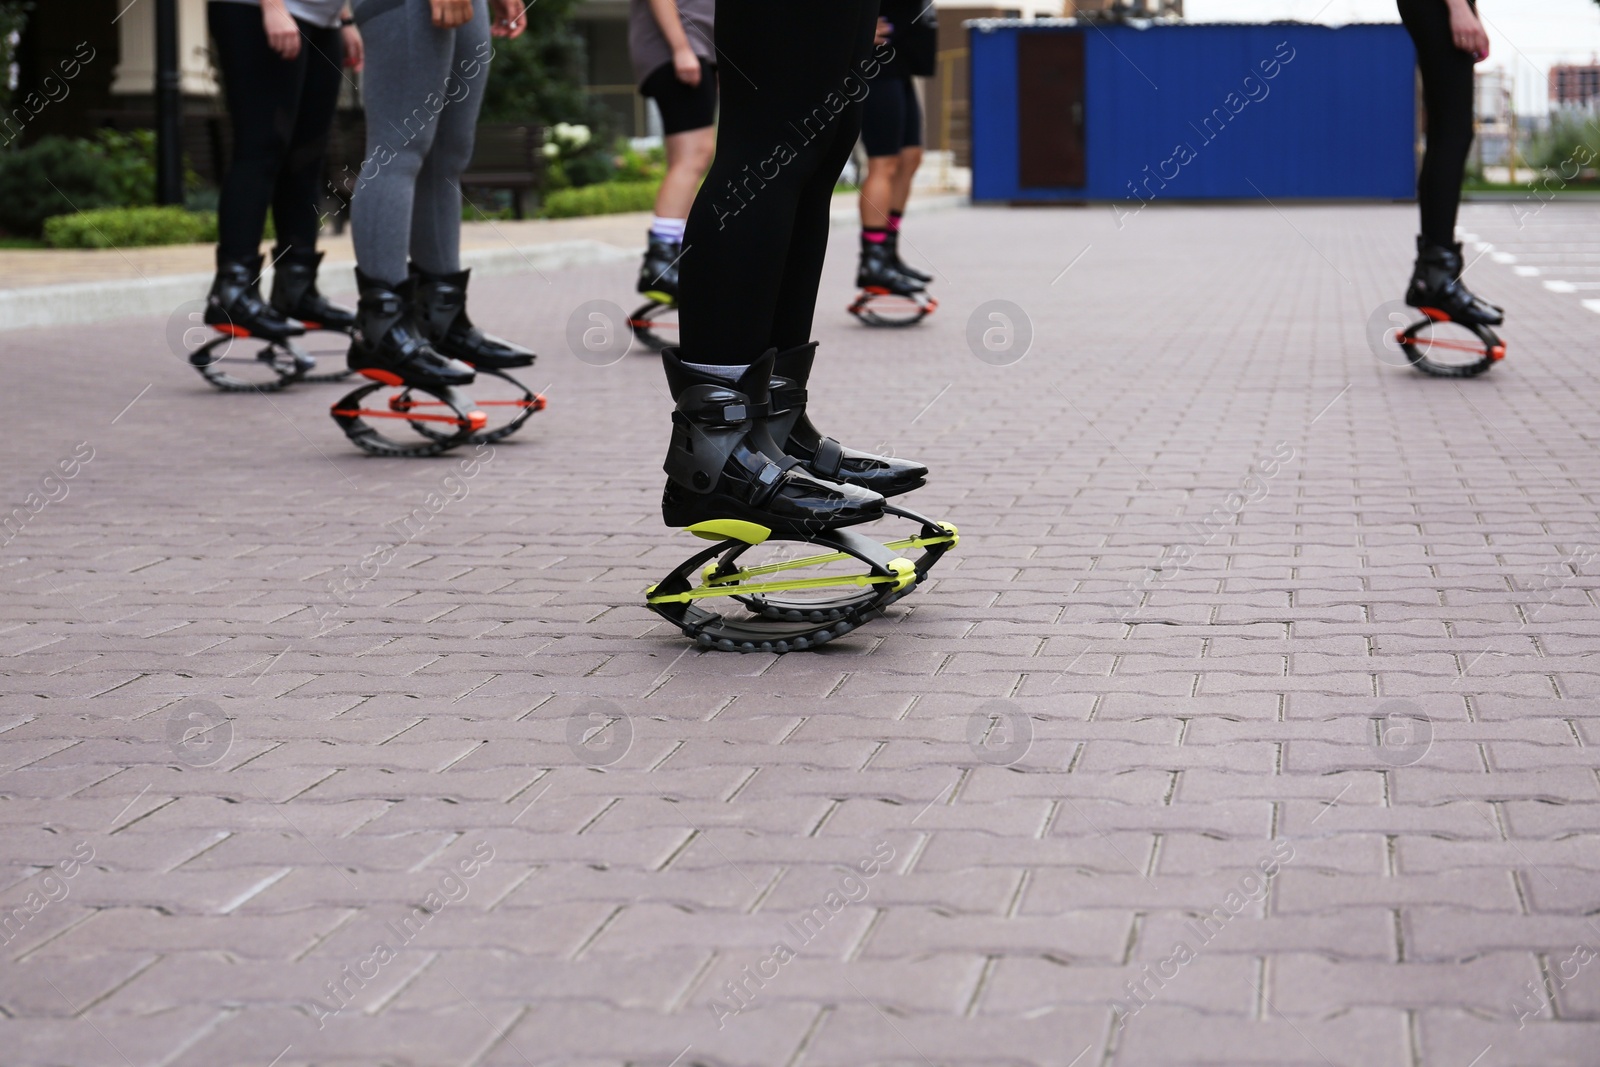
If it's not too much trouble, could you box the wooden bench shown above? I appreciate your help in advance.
[461,123,544,220]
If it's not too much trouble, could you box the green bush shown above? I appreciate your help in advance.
[539,179,660,219]
[43,206,217,248]
[612,144,666,184]
[539,123,616,191]
[1528,112,1600,180]
[89,129,159,207]
[0,136,120,237]
[477,0,616,160]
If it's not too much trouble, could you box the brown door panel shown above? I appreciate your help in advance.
[1017,32,1086,188]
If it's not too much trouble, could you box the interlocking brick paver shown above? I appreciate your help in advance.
[6,200,1600,1064]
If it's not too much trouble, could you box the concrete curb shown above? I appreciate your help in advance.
[0,239,636,333]
[0,194,969,333]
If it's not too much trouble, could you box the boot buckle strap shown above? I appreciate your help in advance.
[770,385,806,412]
[813,436,845,478]
[676,384,768,424]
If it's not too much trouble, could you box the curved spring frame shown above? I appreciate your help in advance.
[1398,312,1505,379]
[644,506,958,653]
[629,298,679,353]
[848,289,938,328]
[330,379,488,457]
[189,333,314,393]
[397,367,547,445]
[189,325,354,390]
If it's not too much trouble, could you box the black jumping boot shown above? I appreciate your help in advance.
[205,252,305,343]
[1406,236,1504,327]
[885,230,932,285]
[409,265,535,370]
[857,241,925,296]
[638,236,682,303]
[767,343,927,497]
[661,349,885,535]
[270,246,356,333]
[348,269,475,388]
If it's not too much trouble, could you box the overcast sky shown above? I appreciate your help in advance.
[1185,0,1600,111]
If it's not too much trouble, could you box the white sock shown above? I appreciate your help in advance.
[650,216,687,243]
[682,360,746,383]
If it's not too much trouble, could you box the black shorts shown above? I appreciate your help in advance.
[640,59,718,135]
[860,74,921,157]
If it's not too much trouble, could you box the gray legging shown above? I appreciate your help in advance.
[350,0,490,284]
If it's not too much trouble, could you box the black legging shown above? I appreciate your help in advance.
[208,1,345,258]
[677,0,880,364]
[1398,0,1477,247]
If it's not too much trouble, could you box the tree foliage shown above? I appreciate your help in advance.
[479,0,613,142]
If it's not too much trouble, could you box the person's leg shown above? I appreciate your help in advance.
[886,77,929,281]
[204,0,307,339]
[346,0,474,386]
[408,0,489,275]
[657,127,717,218]
[858,156,897,230]
[677,0,880,364]
[265,20,357,328]
[646,58,718,222]
[271,20,345,252]
[856,70,903,232]
[1397,0,1499,324]
[889,145,922,213]
[663,0,886,534]
[638,126,714,297]
[639,60,718,297]
[1399,0,1475,246]
[209,1,306,259]
[406,5,534,368]
[350,0,450,285]
[763,89,927,496]
[851,72,923,297]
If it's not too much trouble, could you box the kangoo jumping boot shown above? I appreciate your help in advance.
[269,246,356,332]
[409,265,535,369]
[885,229,932,285]
[638,236,682,303]
[205,252,305,343]
[661,349,885,535]
[766,343,927,496]
[1406,236,1504,327]
[857,240,925,296]
[348,269,475,388]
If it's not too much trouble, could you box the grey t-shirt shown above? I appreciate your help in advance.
[628,0,715,86]
[212,0,347,30]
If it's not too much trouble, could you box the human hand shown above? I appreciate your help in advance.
[1447,1,1489,60]
[673,46,701,85]
[491,0,526,38]
[263,2,301,59]
[341,24,364,70]
[430,0,474,30]
[874,16,891,47]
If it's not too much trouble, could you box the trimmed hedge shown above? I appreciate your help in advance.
[43,206,218,249]
[540,179,659,219]
[0,137,120,237]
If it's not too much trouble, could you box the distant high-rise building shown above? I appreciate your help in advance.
[1550,62,1600,108]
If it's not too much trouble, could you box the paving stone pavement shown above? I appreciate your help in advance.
[3,199,1600,1067]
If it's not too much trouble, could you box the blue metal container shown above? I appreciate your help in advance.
[968,19,1416,203]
